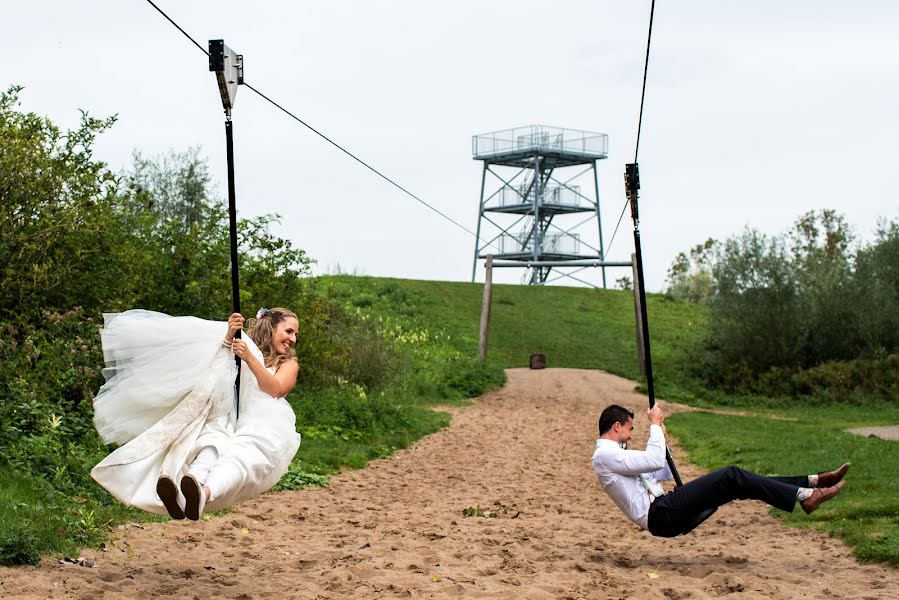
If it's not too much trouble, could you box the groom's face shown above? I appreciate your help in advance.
[615,417,635,446]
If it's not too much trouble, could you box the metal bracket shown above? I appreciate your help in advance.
[625,162,641,222]
[209,39,244,114]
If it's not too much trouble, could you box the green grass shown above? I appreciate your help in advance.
[323,275,706,382]
[0,469,162,565]
[668,405,899,565]
[275,390,454,489]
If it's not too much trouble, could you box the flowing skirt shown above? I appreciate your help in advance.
[90,310,301,515]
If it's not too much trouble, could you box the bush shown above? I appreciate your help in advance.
[0,310,107,490]
[0,523,41,566]
[670,210,899,396]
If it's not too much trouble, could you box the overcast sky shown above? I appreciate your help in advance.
[5,1,898,291]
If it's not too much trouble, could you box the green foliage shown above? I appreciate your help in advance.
[665,238,718,305]
[615,275,633,291]
[118,149,313,318]
[0,523,40,566]
[705,227,801,380]
[855,219,899,352]
[271,463,330,491]
[744,355,899,401]
[0,85,124,320]
[667,210,899,393]
[126,147,214,231]
[0,310,107,490]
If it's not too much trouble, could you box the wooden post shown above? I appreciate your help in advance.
[477,255,494,362]
[631,253,646,375]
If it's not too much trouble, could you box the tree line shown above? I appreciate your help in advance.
[665,208,899,399]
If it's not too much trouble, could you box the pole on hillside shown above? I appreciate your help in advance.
[631,253,646,376]
[625,163,683,487]
[210,39,245,417]
[478,255,494,362]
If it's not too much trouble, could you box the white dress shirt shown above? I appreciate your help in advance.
[591,424,667,530]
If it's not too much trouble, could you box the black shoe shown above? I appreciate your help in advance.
[156,475,185,519]
[180,474,206,521]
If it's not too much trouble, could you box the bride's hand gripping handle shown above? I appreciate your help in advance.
[225,313,245,342]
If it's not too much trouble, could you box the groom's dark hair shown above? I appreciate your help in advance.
[598,404,635,436]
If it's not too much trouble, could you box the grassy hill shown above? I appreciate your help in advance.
[323,275,707,400]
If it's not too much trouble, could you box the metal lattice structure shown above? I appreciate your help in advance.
[471,125,626,286]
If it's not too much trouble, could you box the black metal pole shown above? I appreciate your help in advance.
[225,117,241,417]
[626,163,683,487]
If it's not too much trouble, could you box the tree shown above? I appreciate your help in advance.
[119,149,314,317]
[788,210,858,363]
[125,147,214,232]
[854,218,899,352]
[684,209,899,390]
[664,238,718,304]
[0,85,132,319]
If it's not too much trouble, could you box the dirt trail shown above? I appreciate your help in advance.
[2,368,896,599]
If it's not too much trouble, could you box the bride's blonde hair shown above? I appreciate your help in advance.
[247,307,298,369]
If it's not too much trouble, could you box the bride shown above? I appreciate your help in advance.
[91,308,302,520]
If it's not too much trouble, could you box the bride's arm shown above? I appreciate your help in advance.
[224,312,299,397]
[238,352,298,398]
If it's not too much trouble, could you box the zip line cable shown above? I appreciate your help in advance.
[143,0,488,246]
[634,0,656,164]
[145,0,208,56]
[603,0,657,260]
[243,83,480,238]
[604,200,630,260]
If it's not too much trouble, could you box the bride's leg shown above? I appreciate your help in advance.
[204,457,246,505]
[187,446,218,484]
[181,447,220,521]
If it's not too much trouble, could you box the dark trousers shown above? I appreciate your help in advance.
[647,466,810,537]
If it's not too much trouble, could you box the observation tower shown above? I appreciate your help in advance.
[471,125,615,286]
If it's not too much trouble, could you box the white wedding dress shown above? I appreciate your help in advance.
[90,310,301,515]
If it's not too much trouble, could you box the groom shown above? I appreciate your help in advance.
[591,404,849,537]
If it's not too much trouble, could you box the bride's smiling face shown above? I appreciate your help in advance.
[272,317,299,355]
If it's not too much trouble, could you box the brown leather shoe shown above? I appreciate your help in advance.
[801,480,845,515]
[816,462,851,488]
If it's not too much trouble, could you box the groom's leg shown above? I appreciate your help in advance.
[649,466,799,536]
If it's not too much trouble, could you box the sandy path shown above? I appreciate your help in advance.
[1,368,896,599]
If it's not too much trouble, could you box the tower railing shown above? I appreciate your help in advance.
[473,125,609,159]
[498,232,582,255]
[487,183,588,209]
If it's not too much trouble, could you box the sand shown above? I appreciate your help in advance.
[847,425,899,442]
[1,368,896,599]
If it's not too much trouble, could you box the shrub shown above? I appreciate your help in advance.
[0,523,41,566]
[672,210,899,396]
